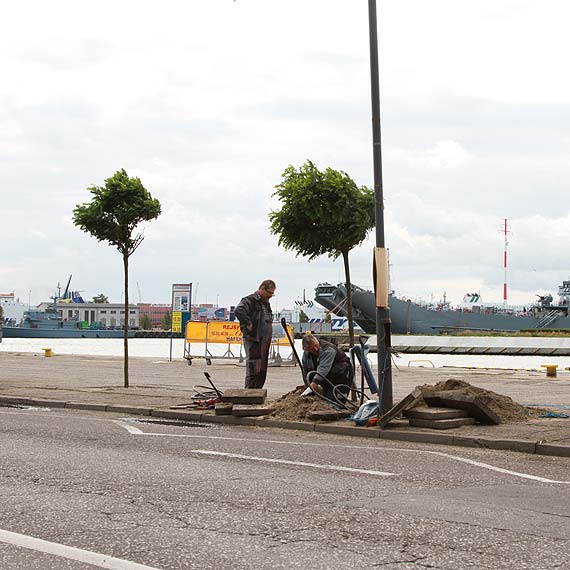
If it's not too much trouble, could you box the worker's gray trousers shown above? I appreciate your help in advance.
[243,336,271,389]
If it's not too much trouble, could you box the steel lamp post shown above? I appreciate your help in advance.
[368,0,393,412]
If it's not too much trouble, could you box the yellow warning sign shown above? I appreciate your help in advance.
[185,321,293,345]
[172,311,182,333]
[185,321,243,344]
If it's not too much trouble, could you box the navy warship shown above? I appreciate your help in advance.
[314,281,570,335]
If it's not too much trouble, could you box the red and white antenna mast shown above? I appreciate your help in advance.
[500,219,512,306]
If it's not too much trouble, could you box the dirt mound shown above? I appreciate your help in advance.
[269,386,337,421]
[417,378,532,423]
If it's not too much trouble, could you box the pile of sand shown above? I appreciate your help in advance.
[417,378,534,423]
[269,386,337,421]
[269,379,544,424]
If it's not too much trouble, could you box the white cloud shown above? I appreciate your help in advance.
[2,0,570,311]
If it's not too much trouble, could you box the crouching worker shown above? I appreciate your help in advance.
[301,334,353,405]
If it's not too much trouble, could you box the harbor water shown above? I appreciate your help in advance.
[2,336,570,371]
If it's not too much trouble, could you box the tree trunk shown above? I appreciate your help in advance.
[123,251,129,388]
[342,250,355,348]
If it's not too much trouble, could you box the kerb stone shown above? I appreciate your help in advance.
[232,405,275,417]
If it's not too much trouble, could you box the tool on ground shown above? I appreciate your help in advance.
[280,317,305,379]
[203,372,223,398]
[170,372,224,409]
[170,398,217,410]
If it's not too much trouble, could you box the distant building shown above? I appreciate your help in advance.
[37,301,139,328]
[138,303,228,328]
[138,303,171,328]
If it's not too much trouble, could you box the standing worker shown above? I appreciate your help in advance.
[301,334,353,404]
[235,280,276,389]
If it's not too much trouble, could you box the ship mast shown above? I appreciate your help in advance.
[500,219,512,306]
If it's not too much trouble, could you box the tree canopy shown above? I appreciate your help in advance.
[140,314,152,330]
[269,161,374,262]
[160,311,171,331]
[269,160,375,346]
[73,169,161,258]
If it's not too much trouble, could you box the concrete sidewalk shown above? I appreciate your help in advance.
[1,351,570,457]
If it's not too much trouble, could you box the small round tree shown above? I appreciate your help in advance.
[73,169,161,387]
[270,160,375,346]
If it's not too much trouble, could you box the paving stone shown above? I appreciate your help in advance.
[409,417,476,429]
[377,387,423,428]
[232,404,275,417]
[422,391,502,425]
[214,403,233,415]
[220,389,267,404]
[404,406,469,420]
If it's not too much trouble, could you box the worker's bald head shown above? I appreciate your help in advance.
[302,334,320,354]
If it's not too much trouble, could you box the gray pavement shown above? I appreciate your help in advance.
[4,406,570,569]
[1,351,570,455]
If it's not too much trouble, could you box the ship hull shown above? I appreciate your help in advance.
[2,327,135,339]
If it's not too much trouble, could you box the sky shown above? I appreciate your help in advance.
[2,0,570,312]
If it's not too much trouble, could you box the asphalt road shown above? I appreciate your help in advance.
[1,406,569,569]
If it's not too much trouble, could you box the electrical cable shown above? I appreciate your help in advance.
[190,385,221,400]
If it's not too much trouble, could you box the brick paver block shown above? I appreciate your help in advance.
[404,406,469,420]
[221,389,267,404]
[409,417,477,430]
[232,404,275,417]
[423,391,502,425]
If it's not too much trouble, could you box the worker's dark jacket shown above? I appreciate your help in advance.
[235,291,273,343]
[302,340,352,386]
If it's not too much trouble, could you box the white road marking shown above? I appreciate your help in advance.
[422,450,565,483]
[114,420,145,434]
[1,411,566,484]
[0,528,162,570]
[189,449,395,477]
[114,421,570,484]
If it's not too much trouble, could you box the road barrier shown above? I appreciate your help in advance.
[184,321,294,365]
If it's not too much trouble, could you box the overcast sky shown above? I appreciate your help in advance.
[2,0,570,311]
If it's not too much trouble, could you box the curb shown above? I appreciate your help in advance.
[1,395,570,458]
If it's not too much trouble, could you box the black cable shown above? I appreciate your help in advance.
[190,385,222,400]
